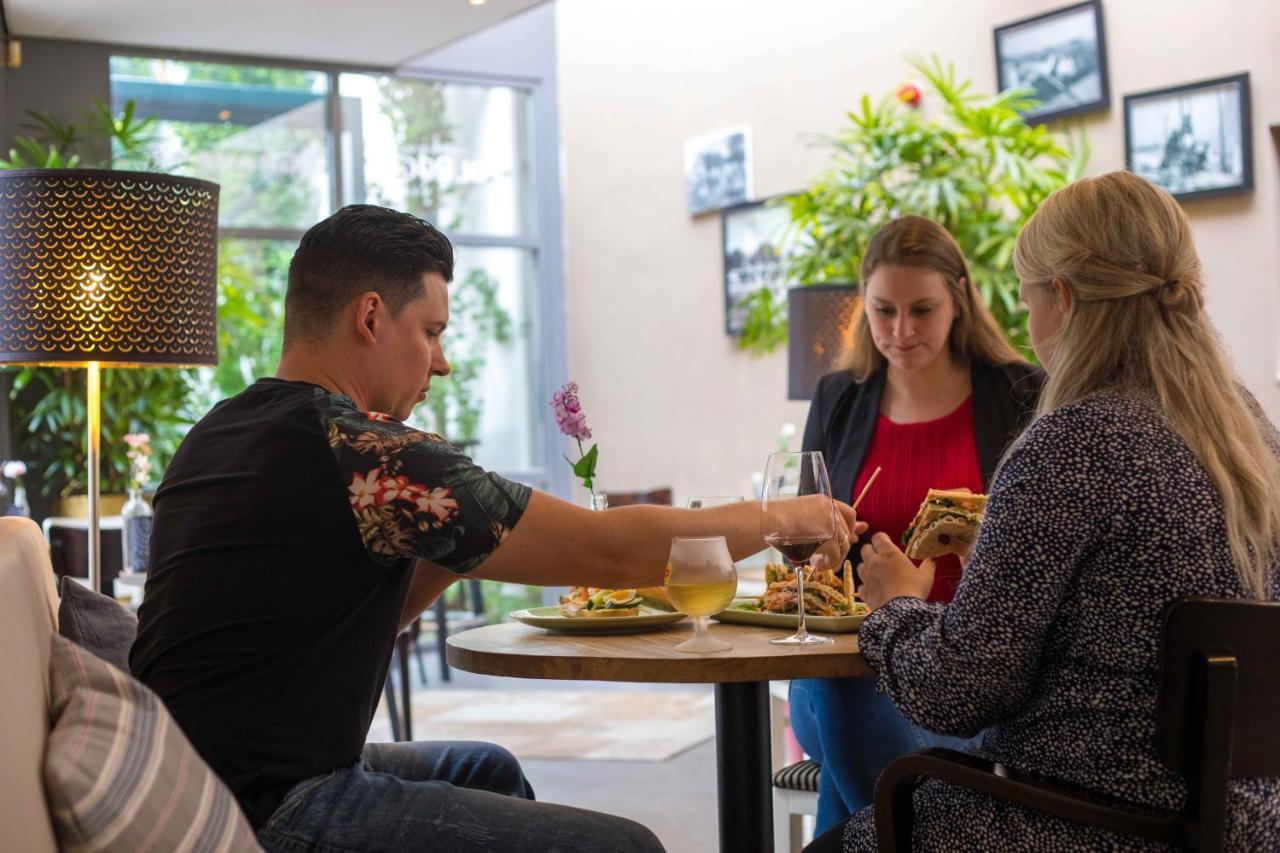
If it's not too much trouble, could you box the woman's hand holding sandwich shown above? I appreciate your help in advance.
[857,532,934,609]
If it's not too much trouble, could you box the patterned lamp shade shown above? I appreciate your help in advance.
[0,169,220,367]
[787,284,860,401]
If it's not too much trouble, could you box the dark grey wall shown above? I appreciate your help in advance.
[1,38,112,512]
[2,37,112,163]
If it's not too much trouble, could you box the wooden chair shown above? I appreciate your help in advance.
[873,597,1280,852]
[603,487,672,507]
[382,629,415,742]
[382,583,488,739]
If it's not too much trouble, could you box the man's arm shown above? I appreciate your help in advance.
[399,560,458,633]
[459,491,860,588]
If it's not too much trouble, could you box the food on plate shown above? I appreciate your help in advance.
[743,561,869,618]
[637,585,674,610]
[557,587,644,618]
[900,488,988,560]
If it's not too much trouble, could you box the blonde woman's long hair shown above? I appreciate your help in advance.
[844,215,1023,381]
[1013,170,1280,599]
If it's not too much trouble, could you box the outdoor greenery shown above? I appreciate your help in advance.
[738,56,1089,355]
[5,65,519,497]
[368,76,514,446]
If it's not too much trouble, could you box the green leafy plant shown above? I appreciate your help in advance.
[2,100,194,497]
[8,360,194,496]
[0,100,157,170]
[738,56,1088,355]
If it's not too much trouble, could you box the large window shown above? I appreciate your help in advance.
[109,56,552,485]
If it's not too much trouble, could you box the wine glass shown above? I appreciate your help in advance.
[687,496,744,509]
[665,536,738,653]
[761,450,836,646]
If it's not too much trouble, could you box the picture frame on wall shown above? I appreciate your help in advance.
[722,197,797,335]
[684,126,753,216]
[994,0,1110,124]
[1124,73,1253,201]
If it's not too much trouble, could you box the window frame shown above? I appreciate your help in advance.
[108,46,568,497]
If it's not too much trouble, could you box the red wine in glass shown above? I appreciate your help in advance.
[761,450,836,646]
[767,537,825,566]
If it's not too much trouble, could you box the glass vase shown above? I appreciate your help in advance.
[121,486,154,574]
[590,492,609,511]
[8,484,29,517]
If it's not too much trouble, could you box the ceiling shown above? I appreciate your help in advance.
[4,0,548,68]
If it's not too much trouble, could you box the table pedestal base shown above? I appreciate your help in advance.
[715,680,774,853]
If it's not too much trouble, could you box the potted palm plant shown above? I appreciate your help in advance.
[738,56,1089,355]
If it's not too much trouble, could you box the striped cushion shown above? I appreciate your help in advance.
[43,634,262,852]
[772,759,821,792]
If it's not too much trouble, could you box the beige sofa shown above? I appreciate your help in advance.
[0,516,60,852]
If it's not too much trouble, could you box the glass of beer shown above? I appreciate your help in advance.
[665,536,738,653]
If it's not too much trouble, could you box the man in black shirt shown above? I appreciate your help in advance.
[132,205,859,852]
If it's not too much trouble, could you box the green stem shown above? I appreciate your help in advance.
[576,438,596,499]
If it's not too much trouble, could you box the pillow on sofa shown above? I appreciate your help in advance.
[43,634,262,852]
[58,575,137,671]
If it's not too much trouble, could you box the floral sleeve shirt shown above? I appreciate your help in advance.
[318,392,531,574]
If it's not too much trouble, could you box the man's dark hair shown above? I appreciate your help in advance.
[284,205,454,346]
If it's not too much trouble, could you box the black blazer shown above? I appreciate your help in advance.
[801,361,1044,503]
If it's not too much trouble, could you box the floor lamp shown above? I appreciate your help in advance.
[0,169,219,592]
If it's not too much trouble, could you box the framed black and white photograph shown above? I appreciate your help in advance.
[1125,73,1253,201]
[994,0,1110,124]
[722,198,796,335]
[684,126,753,216]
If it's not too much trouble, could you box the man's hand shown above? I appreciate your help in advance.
[814,499,868,570]
[857,532,933,610]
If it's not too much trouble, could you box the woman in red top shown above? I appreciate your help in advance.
[790,216,1042,834]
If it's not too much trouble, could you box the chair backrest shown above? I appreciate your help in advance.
[1157,596,1280,779]
[44,518,124,595]
[605,487,673,507]
[0,517,61,853]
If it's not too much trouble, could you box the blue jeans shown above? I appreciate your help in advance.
[790,678,982,835]
[256,741,665,852]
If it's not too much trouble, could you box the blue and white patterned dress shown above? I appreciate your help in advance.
[842,394,1280,851]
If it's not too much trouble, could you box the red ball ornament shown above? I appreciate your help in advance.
[897,83,922,108]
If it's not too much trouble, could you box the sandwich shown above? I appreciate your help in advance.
[558,587,644,618]
[901,489,987,560]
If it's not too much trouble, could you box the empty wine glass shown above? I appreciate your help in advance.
[665,536,738,653]
[761,450,836,645]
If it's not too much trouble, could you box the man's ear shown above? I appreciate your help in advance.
[353,292,381,345]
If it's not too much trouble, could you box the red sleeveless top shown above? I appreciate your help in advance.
[851,395,983,603]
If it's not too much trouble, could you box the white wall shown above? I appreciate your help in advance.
[555,0,1280,505]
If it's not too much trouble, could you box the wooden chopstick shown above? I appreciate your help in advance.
[852,466,881,511]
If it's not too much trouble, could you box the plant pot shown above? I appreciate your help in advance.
[53,493,128,518]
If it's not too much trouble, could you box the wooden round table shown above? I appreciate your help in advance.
[448,618,870,853]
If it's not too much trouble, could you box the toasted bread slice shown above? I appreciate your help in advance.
[902,489,987,549]
[577,606,641,618]
[904,511,982,560]
[923,489,987,516]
